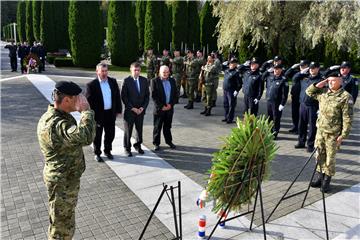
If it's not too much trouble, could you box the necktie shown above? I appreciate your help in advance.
[135,78,140,93]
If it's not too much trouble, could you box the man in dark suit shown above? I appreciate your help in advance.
[121,62,150,157]
[151,65,178,151]
[86,63,122,162]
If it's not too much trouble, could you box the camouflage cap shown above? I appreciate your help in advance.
[55,81,82,96]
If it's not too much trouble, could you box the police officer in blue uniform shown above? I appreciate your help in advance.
[339,61,358,103]
[242,57,263,116]
[294,61,322,152]
[264,63,289,139]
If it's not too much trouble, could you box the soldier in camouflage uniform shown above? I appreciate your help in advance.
[210,51,222,107]
[195,50,205,102]
[200,54,217,116]
[160,49,171,68]
[145,48,158,82]
[37,81,96,239]
[184,50,203,109]
[306,72,353,193]
[171,49,184,102]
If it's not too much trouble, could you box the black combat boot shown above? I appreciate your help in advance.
[310,171,323,188]
[184,101,191,109]
[321,175,331,193]
[200,107,207,115]
[205,107,212,116]
[195,94,202,102]
[186,101,194,109]
[294,142,306,149]
[211,100,216,107]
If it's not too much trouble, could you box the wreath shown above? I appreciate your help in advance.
[23,53,42,68]
[206,113,278,213]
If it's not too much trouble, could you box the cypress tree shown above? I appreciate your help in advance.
[108,1,138,66]
[144,0,161,53]
[16,1,26,43]
[161,2,172,51]
[187,1,200,51]
[54,1,70,50]
[172,1,187,51]
[25,0,34,43]
[69,1,103,67]
[32,0,41,41]
[200,1,219,52]
[135,0,147,54]
[40,1,56,52]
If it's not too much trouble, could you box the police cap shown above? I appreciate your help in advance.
[250,57,260,64]
[273,63,283,69]
[309,61,320,69]
[273,56,282,62]
[229,58,238,64]
[340,61,351,68]
[55,81,82,96]
[300,59,310,66]
[325,71,340,78]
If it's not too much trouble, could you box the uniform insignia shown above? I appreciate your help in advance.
[276,81,280,85]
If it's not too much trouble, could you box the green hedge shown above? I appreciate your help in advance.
[47,52,67,64]
[54,57,74,67]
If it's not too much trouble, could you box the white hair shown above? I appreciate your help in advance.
[159,65,169,78]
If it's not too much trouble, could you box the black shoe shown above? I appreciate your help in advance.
[288,128,298,133]
[221,119,227,122]
[104,152,114,160]
[195,95,201,102]
[307,146,315,153]
[310,171,323,188]
[200,107,207,115]
[134,145,144,154]
[226,120,235,124]
[180,94,187,98]
[294,143,306,149]
[94,155,104,162]
[168,143,176,149]
[204,107,212,116]
[125,149,132,157]
[187,102,194,109]
[321,175,331,193]
[154,145,160,151]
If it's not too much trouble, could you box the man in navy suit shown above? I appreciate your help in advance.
[121,62,150,157]
[151,65,178,151]
[86,63,122,162]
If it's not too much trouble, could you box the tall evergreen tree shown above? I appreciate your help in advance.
[108,1,138,66]
[40,1,56,51]
[172,1,187,51]
[161,2,172,51]
[16,1,26,43]
[144,0,161,53]
[200,1,219,52]
[135,0,146,54]
[32,0,41,41]
[54,1,70,49]
[187,1,200,51]
[25,0,34,43]
[69,1,102,67]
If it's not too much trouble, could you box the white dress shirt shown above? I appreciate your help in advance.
[98,77,112,110]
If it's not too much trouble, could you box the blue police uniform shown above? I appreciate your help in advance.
[242,69,263,116]
[222,68,242,123]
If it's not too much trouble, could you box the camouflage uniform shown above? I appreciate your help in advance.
[37,105,95,240]
[186,57,204,102]
[160,55,171,68]
[146,54,158,81]
[172,56,184,97]
[211,58,222,104]
[306,84,353,176]
[203,62,218,108]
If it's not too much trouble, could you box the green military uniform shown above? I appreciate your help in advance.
[203,63,218,109]
[160,55,171,68]
[211,58,222,105]
[306,84,353,176]
[37,105,95,240]
[185,57,203,102]
[146,54,158,81]
[172,56,184,97]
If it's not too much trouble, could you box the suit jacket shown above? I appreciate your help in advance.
[151,77,178,114]
[85,77,122,124]
[121,75,150,120]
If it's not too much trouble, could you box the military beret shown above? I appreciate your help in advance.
[300,59,310,66]
[273,63,283,69]
[229,58,238,64]
[309,61,320,69]
[273,56,282,61]
[340,61,351,68]
[325,71,341,78]
[55,81,82,96]
[250,57,260,64]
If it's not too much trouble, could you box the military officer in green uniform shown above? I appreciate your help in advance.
[200,54,217,116]
[306,72,353,193]
[184,50,204,109]
[160,49,171,68]
[195,50,206,102]
[171,49,184,102]
[145,48,158,82]
[210,51,222,107]
[37,81,96,239]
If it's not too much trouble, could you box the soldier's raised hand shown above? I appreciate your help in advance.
[76,94,90,112]
[316,79,328,89]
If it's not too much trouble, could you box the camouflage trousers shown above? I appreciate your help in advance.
[187,78,198,102]
[45,178,80,240]
[173,74,182,97]
[212,78,219,102]
[315,131,338,176]
[203,84,216,108]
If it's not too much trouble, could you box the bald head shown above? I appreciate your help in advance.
[159,65,170,80]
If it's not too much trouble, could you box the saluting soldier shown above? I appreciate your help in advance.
[264,63,289,139]
[171,49,184,101]
[145,48,158,82]
[293,61,323,152]
[195,50,206,102]
[4,41,17,72]
[242,57,263,116]
[37,81,96,239]
[307,72,353,193]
